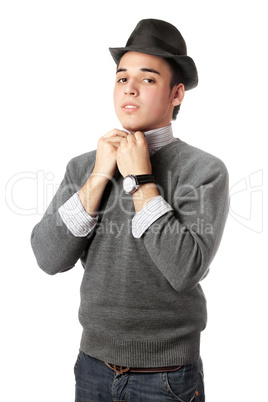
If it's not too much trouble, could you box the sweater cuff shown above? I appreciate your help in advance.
[132,195,173,239]
[59,192,98,237]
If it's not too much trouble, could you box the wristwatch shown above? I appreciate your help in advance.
[123,174,155,194]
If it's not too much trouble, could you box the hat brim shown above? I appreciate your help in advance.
[109,46,198,91]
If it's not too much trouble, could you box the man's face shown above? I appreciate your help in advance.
[113,51,179,133]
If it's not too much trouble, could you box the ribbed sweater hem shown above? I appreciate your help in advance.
[80,329,201,367]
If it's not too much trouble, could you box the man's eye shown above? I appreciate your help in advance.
[144,78,155,83]
[118,78,127,83]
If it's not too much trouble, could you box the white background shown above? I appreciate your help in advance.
[1,1,267,401]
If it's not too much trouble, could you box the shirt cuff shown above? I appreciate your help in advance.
[132,195,173,239]
[59,192,98,237]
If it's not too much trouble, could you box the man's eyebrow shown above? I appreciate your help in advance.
[140,68,160,75]
[116,67,160,75]
[116,68,127,74]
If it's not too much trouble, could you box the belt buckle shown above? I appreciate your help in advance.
[105,362,130,375]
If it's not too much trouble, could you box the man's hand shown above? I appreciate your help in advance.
[116,131,152,178]
[93,129,128,181]
[117,131,159,212]
[79,129,127,217]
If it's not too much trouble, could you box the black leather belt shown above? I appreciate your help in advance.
[105,362,181,375]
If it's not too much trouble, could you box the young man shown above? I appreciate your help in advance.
[31,19,229,401]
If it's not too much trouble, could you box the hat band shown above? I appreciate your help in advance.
[126,35,184,56]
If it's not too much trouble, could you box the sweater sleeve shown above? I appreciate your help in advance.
[59,192,99,237]
[31,154,95,275]
[141,155,229,293]
[132,195,173,238]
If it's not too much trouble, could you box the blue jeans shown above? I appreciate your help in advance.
[74,351,205,401]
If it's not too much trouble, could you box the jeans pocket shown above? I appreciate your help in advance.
[162,363,199,402]
[74,350,83,376]
[196,370,205,401]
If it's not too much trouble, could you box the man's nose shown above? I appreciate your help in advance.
[124,80,138,96]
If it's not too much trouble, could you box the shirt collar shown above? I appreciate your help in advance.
[144,124,175,153]
[123,124,175,155]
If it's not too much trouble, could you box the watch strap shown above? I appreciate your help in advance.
[135,174,155,185]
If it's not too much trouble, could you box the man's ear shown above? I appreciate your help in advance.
[172,83,185,106]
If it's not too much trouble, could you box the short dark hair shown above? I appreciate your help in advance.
[165,58,183,120]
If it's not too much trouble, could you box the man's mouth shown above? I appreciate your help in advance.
[122,103,139,111]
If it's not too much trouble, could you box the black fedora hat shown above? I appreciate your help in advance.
[109,19,198,91]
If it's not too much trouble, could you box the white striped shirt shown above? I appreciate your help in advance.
[59,125,175,238]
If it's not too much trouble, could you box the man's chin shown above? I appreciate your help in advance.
[122,122,146,134]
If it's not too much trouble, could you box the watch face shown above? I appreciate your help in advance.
[123,176,136,193]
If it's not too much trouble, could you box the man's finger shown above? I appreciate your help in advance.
[126,133,136,143]
[134,131,145,142]
[103,129,128,139]
[119,137,127,147]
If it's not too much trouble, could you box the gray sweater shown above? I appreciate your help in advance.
[31,138,229,367]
